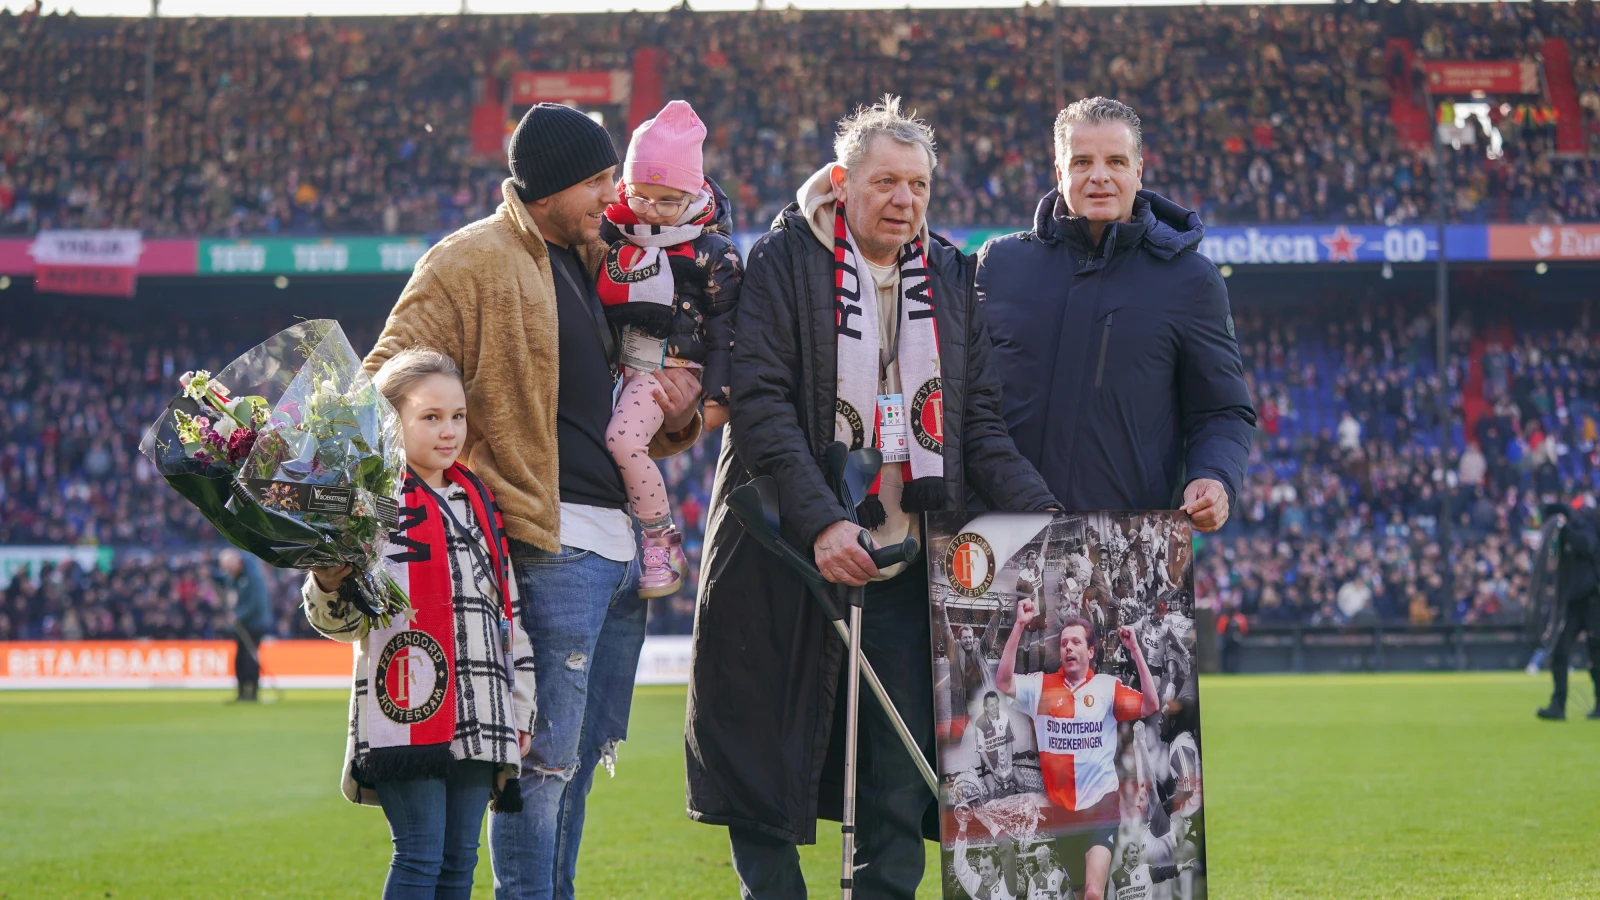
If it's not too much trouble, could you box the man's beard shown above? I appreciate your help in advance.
[545,197,590,245]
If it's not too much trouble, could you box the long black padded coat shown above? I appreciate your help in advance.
[685,203,1056,844]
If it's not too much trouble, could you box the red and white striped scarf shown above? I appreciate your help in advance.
[832,201,945,523]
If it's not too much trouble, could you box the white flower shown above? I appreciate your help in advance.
[181,369,213,403]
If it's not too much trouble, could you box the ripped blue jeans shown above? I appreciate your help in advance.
[489,541,645,900]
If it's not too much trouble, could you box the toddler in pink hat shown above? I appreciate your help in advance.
[595,100,744,598]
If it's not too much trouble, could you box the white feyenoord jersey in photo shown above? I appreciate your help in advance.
[1010,671,1144,810]
[1111,864,1158,900]
[974,712,1017,780]
[953,837,1017,900]
[1028,868,1071,900]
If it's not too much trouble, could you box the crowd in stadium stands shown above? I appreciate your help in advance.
[1196,299,1600,628]
[2,1,1597,237]
[3,295,1597,639]
[0,314,711,641]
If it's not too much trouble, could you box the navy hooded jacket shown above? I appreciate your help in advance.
[976,189,1256,511]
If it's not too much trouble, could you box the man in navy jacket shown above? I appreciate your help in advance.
[977,97,1255,530]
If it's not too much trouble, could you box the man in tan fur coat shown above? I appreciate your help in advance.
[365,103,702,900]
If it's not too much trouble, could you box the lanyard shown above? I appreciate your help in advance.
[880,279,902,386]
[552,250,619,378]
[410,471,511,623]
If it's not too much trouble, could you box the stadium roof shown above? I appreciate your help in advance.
[2,0,1545,17]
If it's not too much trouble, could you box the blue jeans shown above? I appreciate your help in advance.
[375,760,496,900]
[490,541,645,900]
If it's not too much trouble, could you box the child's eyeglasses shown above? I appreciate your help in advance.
[625,191,690,218]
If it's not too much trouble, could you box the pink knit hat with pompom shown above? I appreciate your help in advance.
[623,100,706,195]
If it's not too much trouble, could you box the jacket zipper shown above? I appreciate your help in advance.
[1094,312,1114,388]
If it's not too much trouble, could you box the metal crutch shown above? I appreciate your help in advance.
[725,443,930,900]
[726,477,938,795]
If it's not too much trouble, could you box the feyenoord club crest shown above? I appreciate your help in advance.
[836,398,866,450]
[1083,694,1095,707]
[910,378,944,452]
[376,631,449,725]
[944,532,996,598]
[605,243,662,285]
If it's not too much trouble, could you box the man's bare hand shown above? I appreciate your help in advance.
[653,367,703,434]
[1015,598,1038,629]
[702,401,729,431]
[1118,625,1139,652]
[1181,478,1229,532]
[814,520,877,586]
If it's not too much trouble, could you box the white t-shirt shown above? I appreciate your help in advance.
[559,502,636,562]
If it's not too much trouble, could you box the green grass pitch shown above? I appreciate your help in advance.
[1,673,1594,898]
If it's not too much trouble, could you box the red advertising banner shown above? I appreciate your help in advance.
[30,229,142,297]
[0,238,199,277]
[1424,60,1540,95]
[33,265,138,296]
[1488,224,1600,261]
[511,70,630,106]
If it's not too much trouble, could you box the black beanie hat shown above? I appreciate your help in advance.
[508,103,621,203]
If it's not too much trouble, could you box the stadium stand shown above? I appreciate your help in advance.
[1,1,1596,236]
[3,278,1596,640]
[2,3,1597,641]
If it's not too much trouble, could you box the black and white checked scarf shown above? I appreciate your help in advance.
[596,189,713,313]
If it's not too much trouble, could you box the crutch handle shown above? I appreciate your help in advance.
[856,530,920,571]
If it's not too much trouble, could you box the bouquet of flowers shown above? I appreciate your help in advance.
[139,319,410,626]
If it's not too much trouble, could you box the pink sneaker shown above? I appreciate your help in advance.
[638,527,687,599]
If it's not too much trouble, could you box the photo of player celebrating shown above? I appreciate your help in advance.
[953,813,1018,900]
[996,607,1157,900]
[1109,832,1194,900]
[927,511,1209,900]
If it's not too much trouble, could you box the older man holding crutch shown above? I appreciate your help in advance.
[686,95,1056,899]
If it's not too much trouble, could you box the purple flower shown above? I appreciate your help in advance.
[226,428,258,466]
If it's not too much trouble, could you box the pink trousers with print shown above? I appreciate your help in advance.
[606,370,672,524]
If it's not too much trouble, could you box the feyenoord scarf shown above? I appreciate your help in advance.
[832,201,945,526]
[595,188,714,335]
[362,464,513,766]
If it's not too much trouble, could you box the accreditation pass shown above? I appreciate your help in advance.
[877,393,910,464]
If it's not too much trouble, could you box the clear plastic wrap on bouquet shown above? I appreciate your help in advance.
[139,319,410,626]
